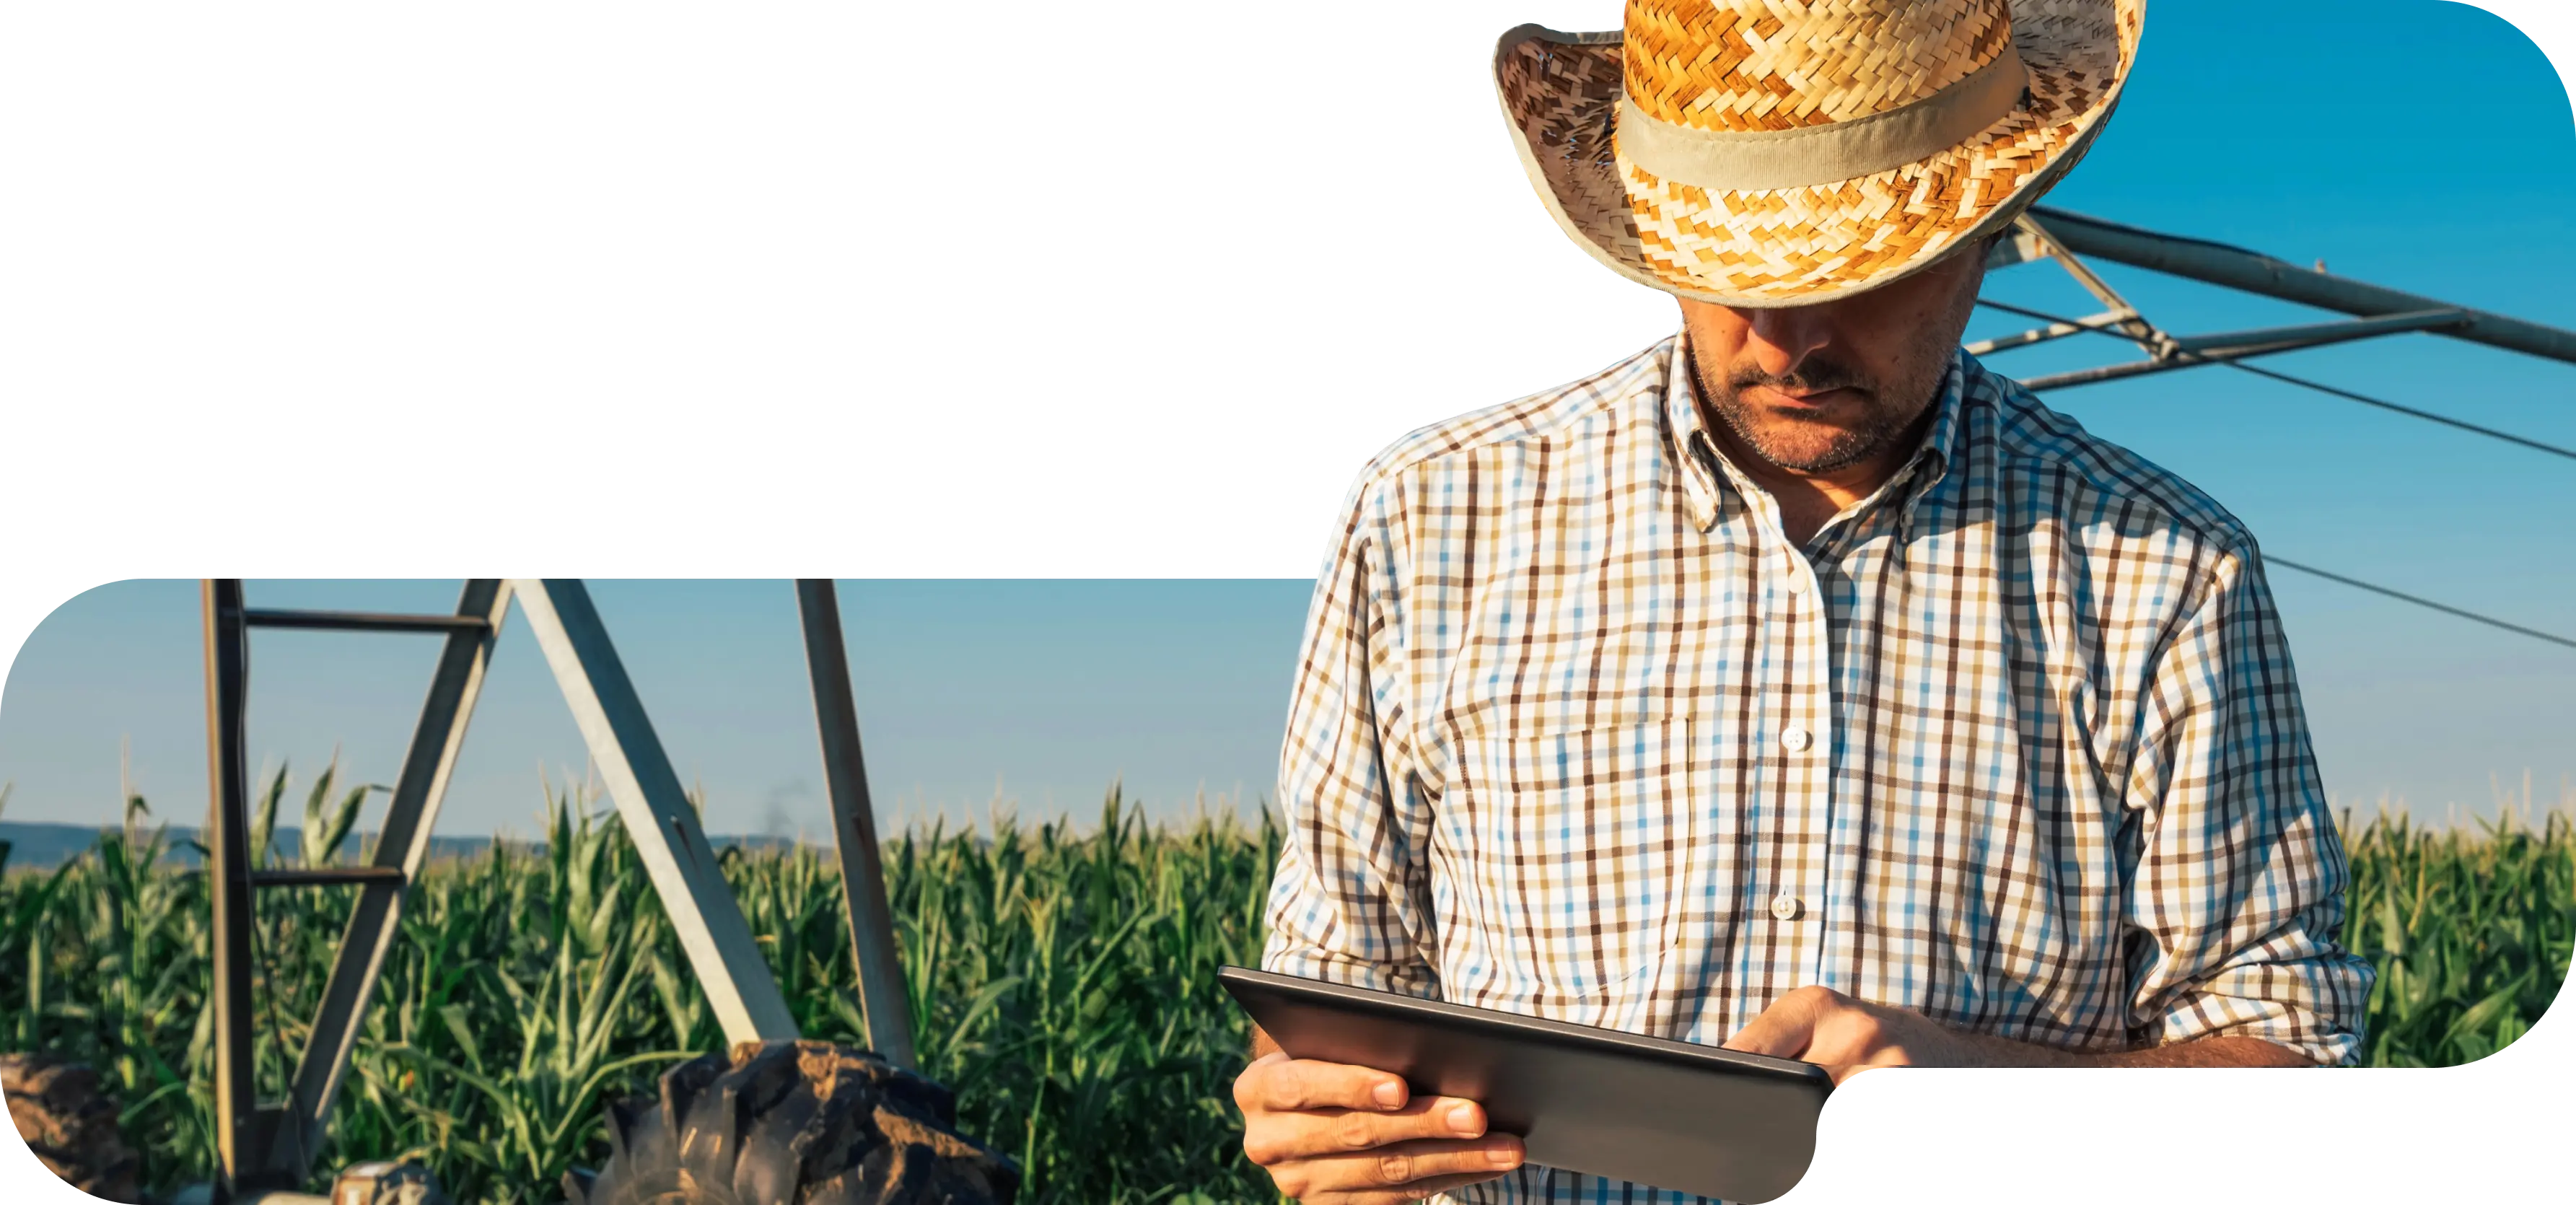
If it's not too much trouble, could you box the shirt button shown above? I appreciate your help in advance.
[1781,727,1812,753]
[1770,894,1803,921]
[1785,571,1806,595]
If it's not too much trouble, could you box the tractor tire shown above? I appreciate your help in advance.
[563,1041,1017,1205]
[333,1160,455,1205]
[1,1053,141,1203]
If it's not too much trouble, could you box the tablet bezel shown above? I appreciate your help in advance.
[1222,965,1831,1086]
[1219,965,1834,1203]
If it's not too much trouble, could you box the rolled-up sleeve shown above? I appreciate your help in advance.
[2122,546,2375,1066]
[1260,470,1442,1001]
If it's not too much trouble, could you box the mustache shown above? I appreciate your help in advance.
[1725,356,1869,396]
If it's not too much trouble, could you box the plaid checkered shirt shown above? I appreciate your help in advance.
[1259,330,2374,1204]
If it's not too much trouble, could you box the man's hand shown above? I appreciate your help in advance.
[1724,985,2318,1080]
[1234,1041,1524,1204]
[1720,983,2081,1086]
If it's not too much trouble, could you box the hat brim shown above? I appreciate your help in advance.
[1497,0,2143,308]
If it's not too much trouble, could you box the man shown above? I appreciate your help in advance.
[1233,1,2373,1202]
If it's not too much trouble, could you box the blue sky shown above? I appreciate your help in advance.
[1,0,2570,836]
[1957,0,2576,824]
[0,579,1315,836]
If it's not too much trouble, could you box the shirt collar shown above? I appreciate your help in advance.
[1662,328,1966,537]
[1662,334,1727,533]
[1898,349,1966,529]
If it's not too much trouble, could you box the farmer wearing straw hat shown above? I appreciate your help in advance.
[1235,1,2371,1201]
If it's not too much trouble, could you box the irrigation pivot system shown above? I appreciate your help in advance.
[195,580,924,1204]
[1982,205,2576,386]
[1977,207,2576,650]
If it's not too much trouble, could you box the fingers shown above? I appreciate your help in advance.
[1232,1056,1515,1201]
[1274,1137,1525,1204]
[1232,1053,1489,1140]
[1243,1092,1494,1165]
[1235,1052,1410,1115]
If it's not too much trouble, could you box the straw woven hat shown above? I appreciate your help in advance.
[1498,0,2145,307]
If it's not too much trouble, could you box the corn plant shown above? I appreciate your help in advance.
[2342,804,2575,1065]
[337,794,696,1199]
[1,776,2564,1204]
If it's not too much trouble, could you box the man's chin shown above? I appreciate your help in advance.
[1734,431,1877,475]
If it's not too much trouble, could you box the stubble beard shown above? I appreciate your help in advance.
[1690,284,1976,476]
[1701,367,1922,474]
[1694,339,1950,476]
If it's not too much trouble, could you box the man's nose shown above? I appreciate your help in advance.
[1741,306,1834,380]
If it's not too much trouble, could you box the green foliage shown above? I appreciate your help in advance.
[2341,806,2575,1066]
[0,778,1287,1204]
[0,776,2564,1205]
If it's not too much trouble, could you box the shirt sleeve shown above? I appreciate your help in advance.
[2121,546,2376,1066]
[1258,472,1442,1000]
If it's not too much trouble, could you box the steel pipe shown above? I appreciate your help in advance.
[241,609,492,635]
[250,867,408,889]
[2025,206,2576,366]
[796,579,919,1070]
[2164,308,2468,358]
[201,580,270,1200]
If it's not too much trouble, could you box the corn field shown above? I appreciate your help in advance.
[0,770,2568,1204]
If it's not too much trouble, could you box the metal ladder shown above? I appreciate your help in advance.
[199,579,914,1199]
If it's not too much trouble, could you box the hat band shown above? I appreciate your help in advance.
[1615,39,2027,192]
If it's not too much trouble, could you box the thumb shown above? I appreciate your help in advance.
[1722,989,1826,1059]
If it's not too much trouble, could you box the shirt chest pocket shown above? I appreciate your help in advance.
[1433,717,1703,1022]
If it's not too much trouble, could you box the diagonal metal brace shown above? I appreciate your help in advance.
[267,583,514,1180]
[1999,213,2178,359]
[512,579,801,1046]
[1966,302,2145,357]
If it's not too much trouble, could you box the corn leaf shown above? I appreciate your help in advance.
[2448,973,2531,1048]
[250,763,289,870]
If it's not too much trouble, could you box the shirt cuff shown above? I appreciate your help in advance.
[2153,989,2365,1066]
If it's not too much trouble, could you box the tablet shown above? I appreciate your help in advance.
[1219,965,1831,1204]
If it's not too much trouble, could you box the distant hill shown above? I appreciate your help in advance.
[0,821,819,872]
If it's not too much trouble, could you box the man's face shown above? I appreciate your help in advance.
[1680,244,1989,476]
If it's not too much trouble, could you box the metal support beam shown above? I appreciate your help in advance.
[2004,302,2481,392]
[2163,308,2468,358]
[1989,304,2473,393]
[1963,307,2139,357]
[268,580,513,1182]
[251,867,408,890]
[2009,337,2390,393]
[2018,355,2233,391]
[202,580,276,1200]
[2007,213,2173,357]
[512,579,799,1046]
[794,580,918,1070]
[240,609,492,636]
[1984,223,2050,271]
[2025,206,2576,366]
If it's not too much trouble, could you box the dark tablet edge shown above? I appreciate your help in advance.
[1219,965,1832,1091]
